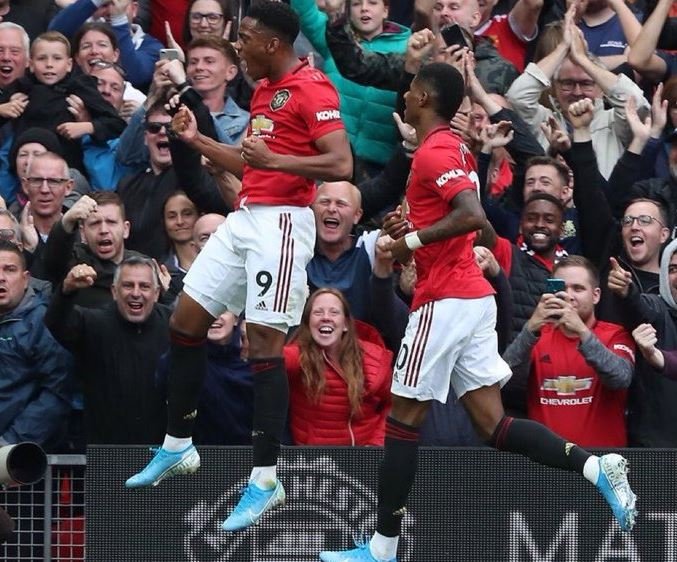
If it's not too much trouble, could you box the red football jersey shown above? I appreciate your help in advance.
[476,14,530,73]
[237,60,345,209]
[527,321,635,447]
[406,126,494,311]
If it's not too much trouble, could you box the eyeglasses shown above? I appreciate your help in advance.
[621,214,666,228]
[556,79,596,92]
[0,228,16,241]
[24,177,70,189]
[144,121,170,134]
[190,12,224,24]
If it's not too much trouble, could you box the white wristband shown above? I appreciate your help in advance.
[404,231,424,251]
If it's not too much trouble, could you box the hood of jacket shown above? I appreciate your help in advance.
[659,237,677,310]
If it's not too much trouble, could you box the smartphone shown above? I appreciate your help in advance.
[441,24,469,48]
[159,48,180,61]
[545,278,565,294]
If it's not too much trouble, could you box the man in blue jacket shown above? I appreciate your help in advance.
[0,240,71,449]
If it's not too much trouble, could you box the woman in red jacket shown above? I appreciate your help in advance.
[284,288,392,446]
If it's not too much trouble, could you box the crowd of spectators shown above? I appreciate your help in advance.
[1,0,677,461]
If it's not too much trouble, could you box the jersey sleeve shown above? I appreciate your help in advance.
[607,325,636,365]
[417,142,479,203]
[297,74,345,141]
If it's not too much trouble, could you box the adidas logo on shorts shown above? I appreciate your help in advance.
[255,301,267,311]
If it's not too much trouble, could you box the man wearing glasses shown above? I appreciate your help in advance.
[19,152,73,279]
[506,5,649,180]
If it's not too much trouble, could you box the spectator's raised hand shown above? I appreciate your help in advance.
[540,115,571,153]
[62,195,98,233]
[393,112,418,148]
[56,122,93,140]
[382,204,410,240]
[151,258,171,293]
[438,43,469,79]
[120,99,142,122]
[162,58,187,87]
[569,24,590,65]
[649,83,668,140]
[171,105,198,143]
[404,28,436,73]
[526,293,566,333]
[632,323,665,368]
[567,98,595,130]
[19,202,37,253]
[633,323,658,357]
[465,52,487,103]
[607,256,633,297]
[66,94,91,122]
[480,120,514,153]
[0,92,28,119]
[556,297,589,338]
[473,246,500,278]
[63,264,97,294]
[164,21,186,63]
[373,232,396,278]
[626,95,652,147]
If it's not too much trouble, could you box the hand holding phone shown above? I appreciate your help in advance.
[159,48,180,61]
[440,24,472,49]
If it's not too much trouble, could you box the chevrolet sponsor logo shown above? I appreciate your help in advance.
[541,376,593,396]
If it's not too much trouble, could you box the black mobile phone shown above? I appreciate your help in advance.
[441,24,468,48]
[545,278,565,294]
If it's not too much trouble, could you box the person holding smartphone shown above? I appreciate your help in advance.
[503,255,635,447]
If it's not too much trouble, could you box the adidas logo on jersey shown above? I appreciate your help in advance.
[255,301,267,311]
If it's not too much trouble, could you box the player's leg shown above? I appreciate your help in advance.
[124,293,216,488]
[457,299,637,531]
[126,216,245,488]
[321,301,455,562]
[222,206,315,532]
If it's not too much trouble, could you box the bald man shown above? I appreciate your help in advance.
[309,181,408,350]
[193,213,227,251]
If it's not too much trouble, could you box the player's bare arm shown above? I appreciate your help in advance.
[389,190,486,264]
[419,189,487,244]
[264,129,353,182]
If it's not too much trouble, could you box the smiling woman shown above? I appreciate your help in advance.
[283,288,393,446]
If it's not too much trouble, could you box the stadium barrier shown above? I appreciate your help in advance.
[1,454,86,562]
[86,446,673,562]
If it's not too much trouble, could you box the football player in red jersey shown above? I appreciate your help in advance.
[125,0,353,533]
[319,62,636,562]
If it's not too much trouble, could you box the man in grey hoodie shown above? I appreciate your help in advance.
[608,237,677,446]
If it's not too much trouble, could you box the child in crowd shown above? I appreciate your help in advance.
[0,31,126,171]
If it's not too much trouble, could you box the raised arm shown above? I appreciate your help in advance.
[627,0,672,82]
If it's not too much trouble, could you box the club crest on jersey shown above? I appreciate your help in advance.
[270,89,291,111]
[251,114,274,136]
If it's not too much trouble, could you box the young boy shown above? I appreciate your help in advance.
[0,31,126,172]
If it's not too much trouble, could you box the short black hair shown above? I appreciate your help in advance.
[0,239,26,269]
[523,192,565,216]
[415,62,465,122]
[247,0,299,46]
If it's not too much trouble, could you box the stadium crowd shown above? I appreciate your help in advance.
[2,0,677,463]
